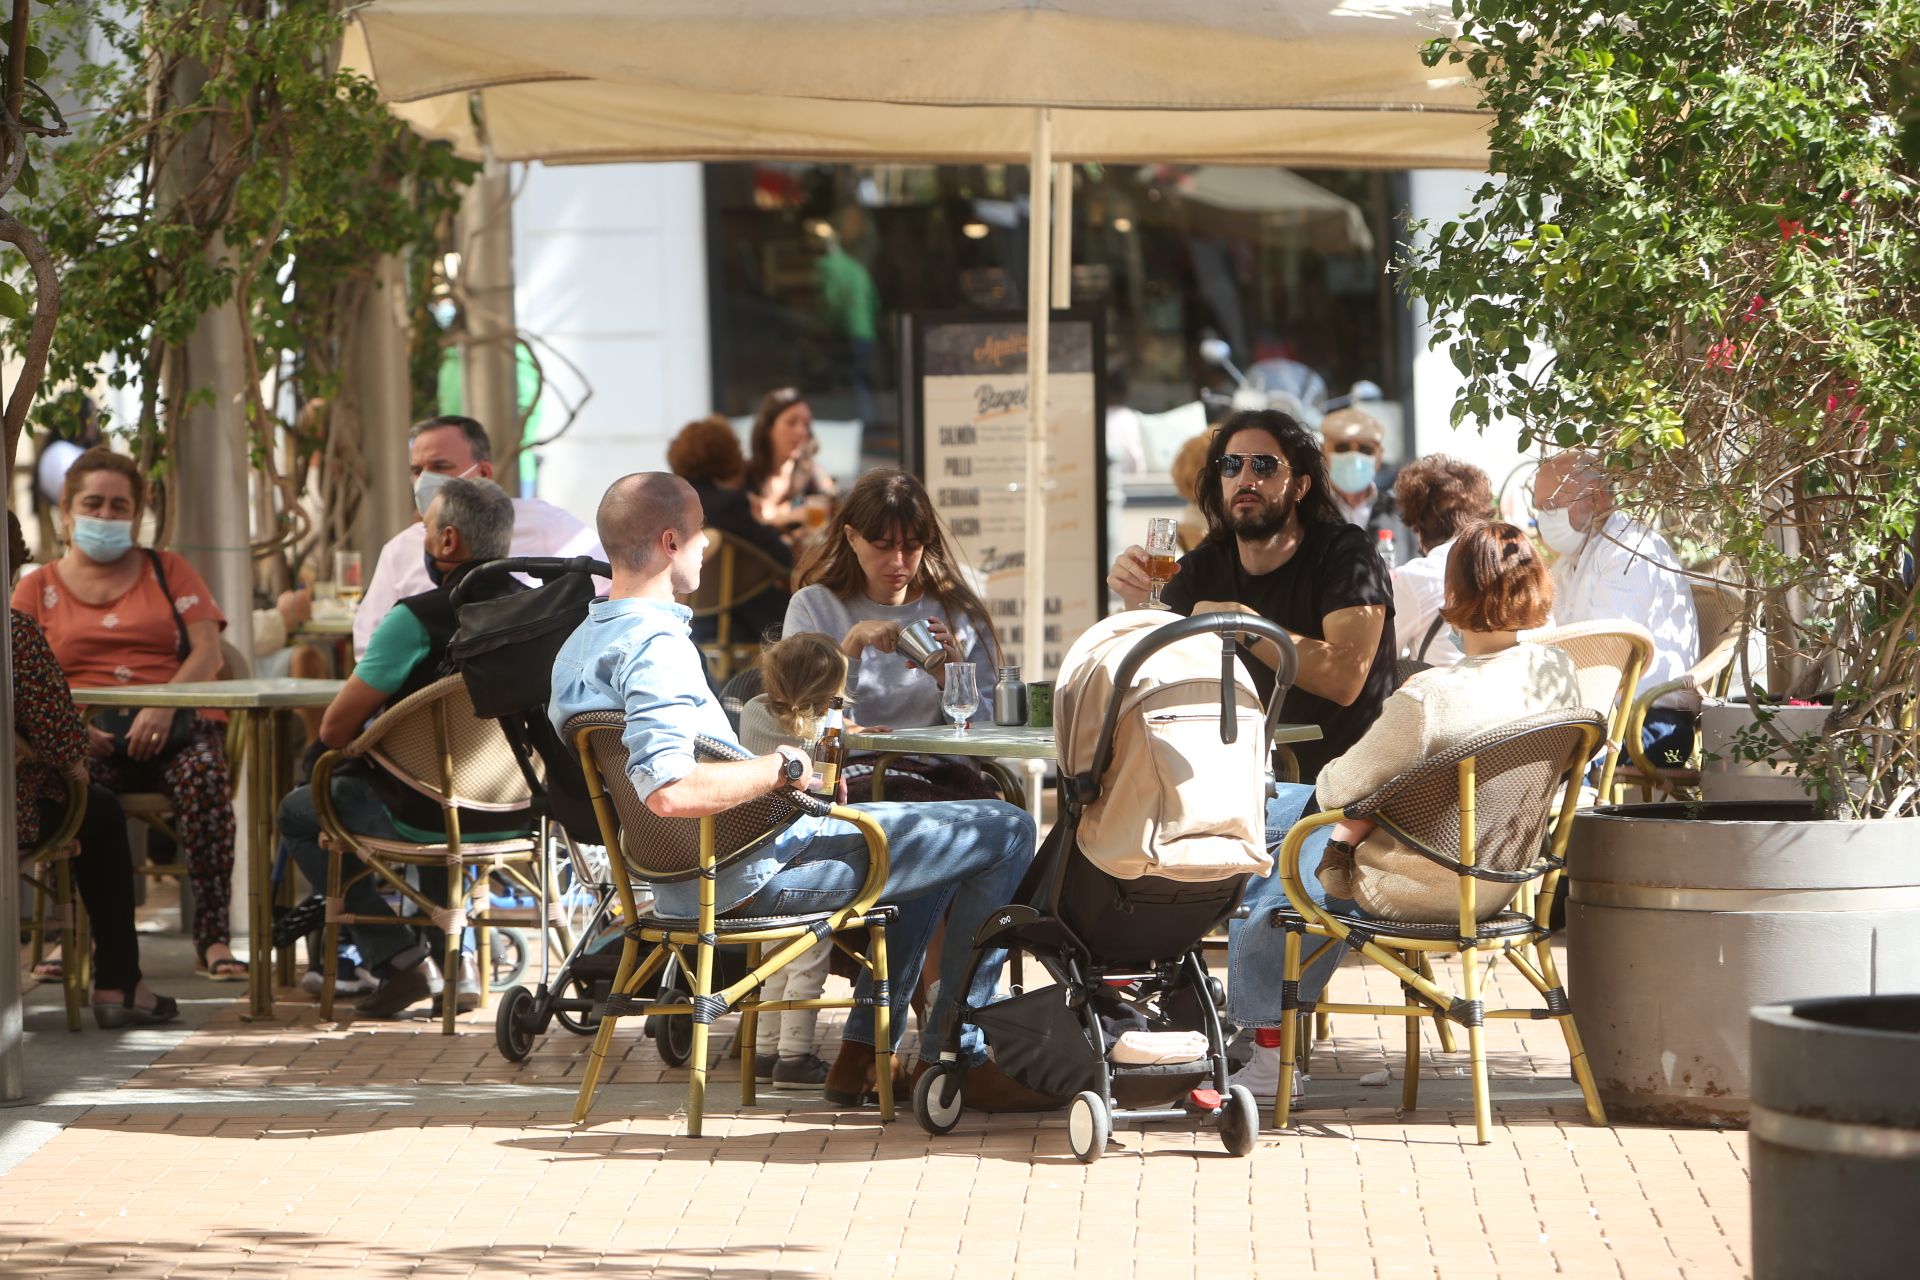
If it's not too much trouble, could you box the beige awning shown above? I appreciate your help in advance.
[342,1,1488,168]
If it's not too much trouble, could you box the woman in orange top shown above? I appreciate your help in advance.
[10,448,245,980]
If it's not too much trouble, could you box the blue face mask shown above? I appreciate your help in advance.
[1449,626,1466,654]
[423,552,450,587]
[70,515,136,563]
[1328,450,1378,495]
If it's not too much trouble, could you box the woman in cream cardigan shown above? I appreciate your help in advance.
[1227,521,1580,1099]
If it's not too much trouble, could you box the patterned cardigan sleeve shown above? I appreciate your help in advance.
[10,608,88,774]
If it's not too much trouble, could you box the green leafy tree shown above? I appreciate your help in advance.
[0,0,67,476]
[1404,1,1920,818]
[9,1,473,571]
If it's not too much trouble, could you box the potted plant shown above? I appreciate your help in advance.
[1403,1,1920,1125]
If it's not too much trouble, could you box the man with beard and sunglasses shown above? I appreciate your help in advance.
[1109,408,1396,1102]
[1109,409,1395,783]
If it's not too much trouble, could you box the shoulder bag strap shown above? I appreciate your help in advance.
[1415,614,1445,661]
[145,549,192,660]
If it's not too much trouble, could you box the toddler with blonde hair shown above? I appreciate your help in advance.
[736,632,849,1088]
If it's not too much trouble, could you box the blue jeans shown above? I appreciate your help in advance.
[280,775,462,974]
[726,799,1035,1065]
[1226,783,1363,1029]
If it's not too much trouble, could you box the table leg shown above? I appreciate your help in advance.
[246,710,277,1017]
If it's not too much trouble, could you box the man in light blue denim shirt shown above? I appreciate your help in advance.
[550,473,1044,1110]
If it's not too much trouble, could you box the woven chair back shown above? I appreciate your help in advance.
[684,528,785,620]
[1691,583,1744,663]
[1347,710,1606,877]
[565,711,807,884]
[1531,621,1654,722]
[362,675,535,813]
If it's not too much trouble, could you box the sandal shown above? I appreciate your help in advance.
[92,992,181,1029]
[195,949,249,982]
[31,957,64,981]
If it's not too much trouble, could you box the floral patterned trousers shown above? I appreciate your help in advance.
[89,717,237,951]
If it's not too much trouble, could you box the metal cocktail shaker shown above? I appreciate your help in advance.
[992,665,1027,726]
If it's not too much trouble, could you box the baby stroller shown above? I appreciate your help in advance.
[449,556,744,1065]
[446,556,638,1061]
[912,611,1297,1162]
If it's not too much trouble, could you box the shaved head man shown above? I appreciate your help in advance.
[548,472,1043,1113]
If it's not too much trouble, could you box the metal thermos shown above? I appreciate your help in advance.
[992,665,1027,726]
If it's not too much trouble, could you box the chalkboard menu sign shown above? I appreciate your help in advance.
[902,310,1107,679]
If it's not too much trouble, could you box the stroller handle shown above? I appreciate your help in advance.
[1078,611,1299,803]
[450,555,612,607]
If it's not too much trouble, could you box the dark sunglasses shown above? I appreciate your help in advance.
[1329,440,1380,455]
[1217,453,1287,480]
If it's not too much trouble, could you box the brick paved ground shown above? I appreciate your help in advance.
[1,945,1750,1279]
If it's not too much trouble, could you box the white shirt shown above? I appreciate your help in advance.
[1335,489,1377,528]
[353,496,606,656]
[1392,536,1463,668]
[1552,511,1698,703]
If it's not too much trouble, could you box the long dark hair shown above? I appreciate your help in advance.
[795,468,1000,663]
[1195,409,1343,544]
[744,387,810,495]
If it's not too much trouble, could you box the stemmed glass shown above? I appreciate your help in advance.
[942,664,979,734]
[1144,517,1181,609]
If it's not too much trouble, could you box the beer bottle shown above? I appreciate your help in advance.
[815,696,846,796]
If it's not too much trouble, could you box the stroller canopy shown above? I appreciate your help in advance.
[1056,611,1274,883]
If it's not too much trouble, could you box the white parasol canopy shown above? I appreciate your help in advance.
[344,0,1487,679]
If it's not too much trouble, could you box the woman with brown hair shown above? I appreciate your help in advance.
[1226,522,1580,1099]
[783,468,999,802]
[10,447,246,981]
[1391,455,1496,667]
[744,387,837,532]
[667,415,794,645]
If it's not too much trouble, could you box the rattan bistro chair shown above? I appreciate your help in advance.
[564,712,896,1136]
[1268,710,1610,1145]
[312,675,546,1033]
[18,742,90,1031]
[686,528,789,680]
[1618,583,1746,799]
[1531,620,1654,802]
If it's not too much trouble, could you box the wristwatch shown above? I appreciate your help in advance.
[772,743,808,787]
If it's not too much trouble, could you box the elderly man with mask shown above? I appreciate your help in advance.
[1320,407,1412,566]
[1532,451,1699,765]
[353,415,607,657]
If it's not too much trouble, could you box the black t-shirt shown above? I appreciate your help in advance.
[1161,520,1395,782]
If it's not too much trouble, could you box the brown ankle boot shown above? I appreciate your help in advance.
[823,1040,877,1106]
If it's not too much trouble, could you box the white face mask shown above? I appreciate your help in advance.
[1534,505,1587,555]
[413,464,479,517]
[1328,451,1377,495]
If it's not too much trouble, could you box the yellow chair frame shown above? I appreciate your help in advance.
[1531,620,1653,804]
[1269,713,1609,1144]
[1619,583,1747,799]
[566,714,896,1136]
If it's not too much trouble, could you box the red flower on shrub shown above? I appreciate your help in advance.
[1743,294,1769,321]
[1705,338,1740,370]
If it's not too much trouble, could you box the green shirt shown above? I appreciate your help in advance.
[356,602,529,844]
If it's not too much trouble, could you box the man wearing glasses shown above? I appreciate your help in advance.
[1320,407,1413,566]
[1107,408,1395,785]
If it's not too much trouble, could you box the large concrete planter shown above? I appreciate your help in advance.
[1565,802,1920,1126]
[1750,995,1920,1279]
[1698,702,1830,804]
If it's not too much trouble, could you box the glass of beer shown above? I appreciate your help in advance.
[334,550,364,607]
[1144,517,1181,609]
[802,493,831,532]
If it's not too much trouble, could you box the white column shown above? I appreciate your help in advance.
[1022,111,1053,683]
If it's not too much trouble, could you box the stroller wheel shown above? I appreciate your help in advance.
[647,989,694,1068]
[552,974,606,1036]
[493,985,538,1062]
[488,928,532,992]
[1067,1091,1111,1163]
[913,1063,966,1136]
[1218,1083,1259,1157]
